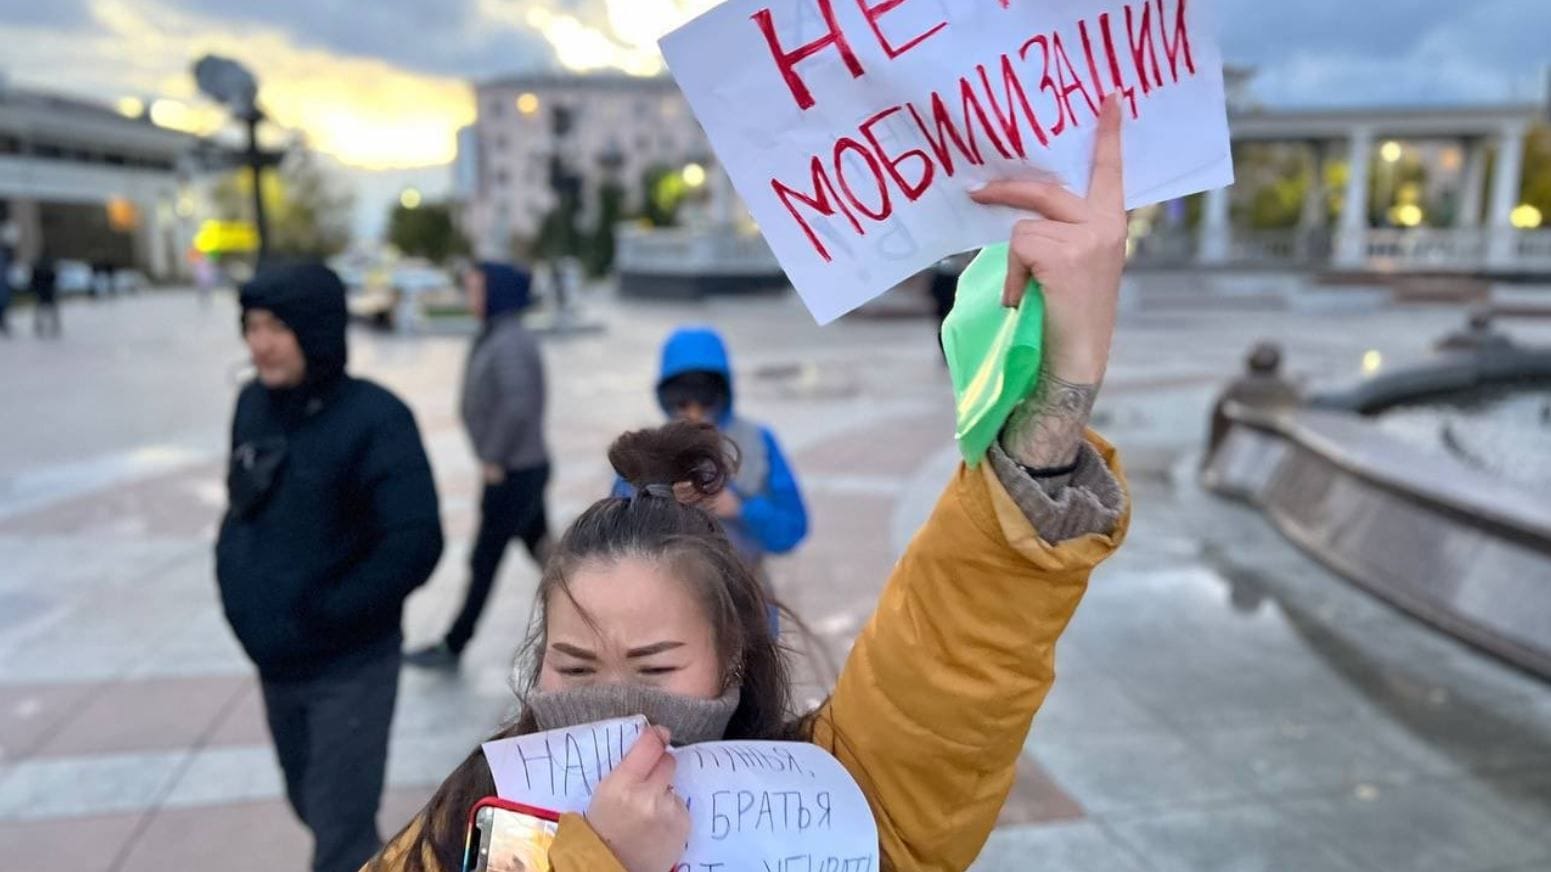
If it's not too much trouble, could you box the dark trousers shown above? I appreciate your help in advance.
[446,463,550,653]
[33,299,60,338]
[261,647,400,872]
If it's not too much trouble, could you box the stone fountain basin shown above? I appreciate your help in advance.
[1204,372,1551,680]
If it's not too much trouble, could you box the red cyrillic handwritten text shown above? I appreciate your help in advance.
[764,0,1200,261]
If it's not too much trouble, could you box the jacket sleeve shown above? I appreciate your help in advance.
[460,356,497,464]
[807,430,1129,872]
[737,428,808,554]
[548,814,629,870]
[316,400,444,628]
[227,390,243,450]
[218,387,254,533]
[228,382,261,449]
[473,331,546,467]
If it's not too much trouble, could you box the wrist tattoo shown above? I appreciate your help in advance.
[1001,370,1099,469]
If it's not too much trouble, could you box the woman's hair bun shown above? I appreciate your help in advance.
[608,420,737,499]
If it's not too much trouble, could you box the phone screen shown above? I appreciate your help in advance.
[466,805,559,872]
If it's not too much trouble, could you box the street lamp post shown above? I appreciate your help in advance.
[546,104,582,315]
[193,55,277,262]
[241,109,269,259]
[530,103,603,336]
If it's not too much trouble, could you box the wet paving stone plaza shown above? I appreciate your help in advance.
[2,287,1550,871]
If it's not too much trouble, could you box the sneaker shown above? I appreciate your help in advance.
[403,641,460,670]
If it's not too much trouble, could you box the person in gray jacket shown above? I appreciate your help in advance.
[406,262,549,669]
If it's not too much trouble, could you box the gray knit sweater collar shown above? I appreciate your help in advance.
[527,683,741,746]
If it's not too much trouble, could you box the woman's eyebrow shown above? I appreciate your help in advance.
[549,642,598,661]
[626,641,685,659]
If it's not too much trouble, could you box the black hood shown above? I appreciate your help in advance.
[240,263,349,387]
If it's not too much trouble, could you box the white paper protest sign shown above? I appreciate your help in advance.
[660,0,1233,323]
[483,717,879,871]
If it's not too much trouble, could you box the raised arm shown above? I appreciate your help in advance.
[809,94,1132,872]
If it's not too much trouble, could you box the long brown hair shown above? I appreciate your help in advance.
[378,421,803,872]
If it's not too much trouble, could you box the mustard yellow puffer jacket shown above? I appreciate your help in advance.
[374,433,1129,871]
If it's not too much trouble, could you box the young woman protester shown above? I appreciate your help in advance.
[368,94,1131,872]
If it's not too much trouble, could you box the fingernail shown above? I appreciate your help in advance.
[968,182,988,194]
[654,725,672,743]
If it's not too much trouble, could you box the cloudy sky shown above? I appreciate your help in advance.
[1,0,1544,234]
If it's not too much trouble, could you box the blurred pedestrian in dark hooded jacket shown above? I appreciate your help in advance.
[406,262,550,670]
[0,245,11,337]
[30,255,59,338]
[216,262,443,872]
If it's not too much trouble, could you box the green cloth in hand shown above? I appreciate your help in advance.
[940,243,1045,467]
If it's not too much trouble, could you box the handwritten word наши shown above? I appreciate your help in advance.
[511,720,644,798]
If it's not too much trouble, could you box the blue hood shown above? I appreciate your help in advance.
[657,326,734,417]
[480,262,532,321]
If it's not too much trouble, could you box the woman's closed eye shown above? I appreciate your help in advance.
[628,642,686,679]
[549,643,598,678]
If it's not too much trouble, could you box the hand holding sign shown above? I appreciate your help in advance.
[585,725,689,872]
[970,93,1127,387]
[943,94,1124,468]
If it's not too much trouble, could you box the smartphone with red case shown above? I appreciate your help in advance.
[462,797,561,872]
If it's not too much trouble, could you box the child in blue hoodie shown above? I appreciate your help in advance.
[616,327,808,624]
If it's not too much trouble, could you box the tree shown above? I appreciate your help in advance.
[1367,154,1428,227]
[640,165,686,228]
[1233,143,1312,230]
[1522,124,1551,217]
[212,149,353,259]
[533,168,583,263]
[583,180,626,277]
[387,201,468,263]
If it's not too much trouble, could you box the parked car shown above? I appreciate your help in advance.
[346,284,398,330]
[54,260,94,295]
[390,262,452,297]
[3,261,86,294]
[112,270,146,294]
[1,261,145,295]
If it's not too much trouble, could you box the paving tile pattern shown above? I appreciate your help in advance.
[4,291,1551,870]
